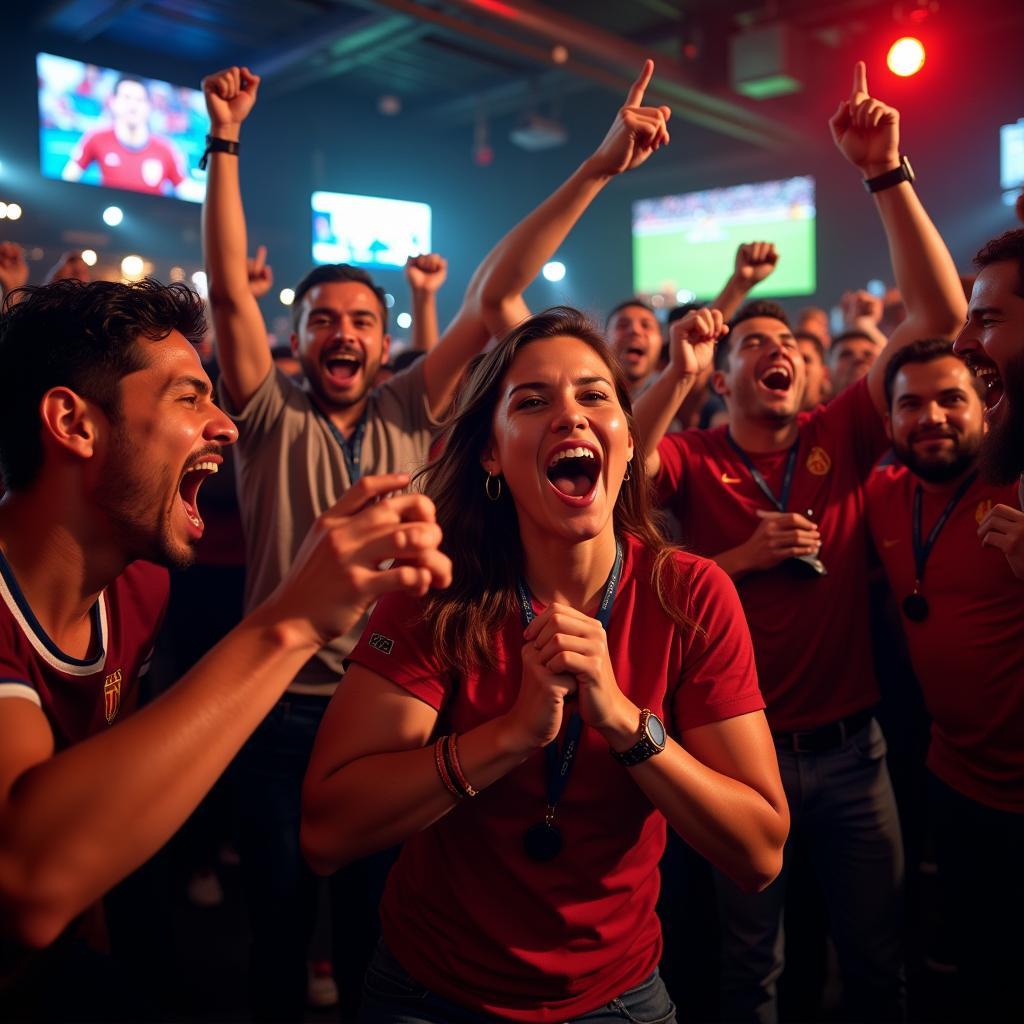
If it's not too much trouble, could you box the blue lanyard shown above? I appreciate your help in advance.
[911,471,978,585]
[515,539,623,811]
[726,431,800,512]
[316,407,367,485]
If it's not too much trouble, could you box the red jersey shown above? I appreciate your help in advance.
[866,465,1024,812]
[655,379,888,732]
[70,128,184,195]
[348,534,764,1022]
[0,552,169,748]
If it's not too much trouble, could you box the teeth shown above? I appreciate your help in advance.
[548,446,596,468]
[188,461,219,474]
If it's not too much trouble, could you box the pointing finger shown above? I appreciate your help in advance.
[626,59,654,107]
[851,60,868,99]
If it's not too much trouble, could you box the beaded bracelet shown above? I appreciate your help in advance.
[445,733,479,798]
[433,735,463,800]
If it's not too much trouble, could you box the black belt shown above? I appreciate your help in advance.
[772,709,874,754]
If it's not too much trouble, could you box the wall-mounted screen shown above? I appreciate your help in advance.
[311,191,432,269]
[37,52,208,202]
[632,175,816,299]
[1001,119,1024,191]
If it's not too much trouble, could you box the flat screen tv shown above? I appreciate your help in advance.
[37,52,208,202]
[632,175,816,299]
[311,191,432,269]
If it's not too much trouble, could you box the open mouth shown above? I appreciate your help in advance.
[177,460,219,533]
[969,358,1004,413]
[758,365,792,394]
[323,351,363,387]
[546,444,601,502]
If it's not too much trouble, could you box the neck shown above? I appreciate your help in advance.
[312,392,369,439]
[0,490,127,645]
[520,523,618,612]
[917,462,978,496]
[728,411,799,453]
[114,122,147,147]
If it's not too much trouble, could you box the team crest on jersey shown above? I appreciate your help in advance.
[806,447,831,476]
[975,499,993,524]
[103,669,123,724]
[368,633,394,655]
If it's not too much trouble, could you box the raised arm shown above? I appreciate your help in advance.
[0,477,450,948]
[405,253,447,353]
[201,66,271,410]
[0,243,29,308]
[419,59,671,418]
[633,307,727,477]
[711,242,780,322]
[830,61,966,414]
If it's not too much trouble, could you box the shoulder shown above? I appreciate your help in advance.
[115,561,170,622]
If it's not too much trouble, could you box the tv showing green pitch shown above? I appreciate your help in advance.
[632,176,816,299]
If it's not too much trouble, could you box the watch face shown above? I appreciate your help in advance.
[647,714,667,747]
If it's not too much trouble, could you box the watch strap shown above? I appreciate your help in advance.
[610,709,666,767]
[199,135,240,171]
[863,155,914,194]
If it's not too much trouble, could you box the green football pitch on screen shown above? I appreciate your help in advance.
[632,176,816,300]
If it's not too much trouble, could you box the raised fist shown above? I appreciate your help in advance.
[0,242,29,296]
[202,66,260,132]
[247,245,273,299]
[840,289,883,326]
[405,253,448,294]
[734,242,779,286]
[669,307,728,379]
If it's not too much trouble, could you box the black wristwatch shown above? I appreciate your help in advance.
[611,709,667,767]
[863,155,914,194]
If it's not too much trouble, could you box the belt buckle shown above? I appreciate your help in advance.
[790,730,815,754]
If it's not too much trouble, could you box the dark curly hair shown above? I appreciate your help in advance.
[291,264,388,331]
[0,278,206,490]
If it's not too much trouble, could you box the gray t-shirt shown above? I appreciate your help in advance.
[220,361,437,693]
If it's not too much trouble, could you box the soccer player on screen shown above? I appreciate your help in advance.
[62,76,187,197]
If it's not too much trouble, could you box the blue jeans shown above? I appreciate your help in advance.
[359,941,676,1024]
[235,693,394,1021]
[714,718,905,1023]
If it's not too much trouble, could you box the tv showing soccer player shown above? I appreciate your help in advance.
[311,191,432,269]
[37,52,209,203]
[632,175,816,299]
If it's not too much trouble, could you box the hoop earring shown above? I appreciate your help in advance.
[485,473,502,501]
[623,461,632,483]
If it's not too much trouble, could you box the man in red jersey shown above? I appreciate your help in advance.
[0,279,449,1016]
[632,63,966,1022]
[954,229,1024,568]
[62,77,187,197]
[868,337,1023,1017]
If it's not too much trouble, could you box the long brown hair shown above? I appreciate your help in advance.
[418,306,697,674]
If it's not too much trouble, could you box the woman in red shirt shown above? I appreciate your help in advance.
[301,307,788,1023]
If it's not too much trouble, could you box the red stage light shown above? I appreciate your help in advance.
[887,37,926,77]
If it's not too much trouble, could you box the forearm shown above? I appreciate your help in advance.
[472,158,611,325]
[870,177,964,336]
[410,290,439,352]
[301,714,530,873]
[631,738,787,891]
[847,316,888,347]
[712,545,752,581]
[712,274,753,322]
[633,369,696,474]
[201,131,270,400]
[1,608,315,946]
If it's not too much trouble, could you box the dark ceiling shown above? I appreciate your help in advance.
[30,0,1024,154]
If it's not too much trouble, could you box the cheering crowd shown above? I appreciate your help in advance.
[0,56,1021,1024]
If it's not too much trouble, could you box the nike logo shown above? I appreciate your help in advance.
[721,473,741,485]
[882,539,900,548]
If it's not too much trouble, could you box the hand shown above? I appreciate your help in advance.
[829,61,900,176]
[978,503,1024,581]
[46,251,90,284]
[588,59,671,177]
[740,511,821,573]
[268,474,452,649]
[669,307,728,379]
[840,289,883,326]
[0,242,29,295]
[201,65,260,134]
[247,245,273,299]
[523,602,635,743]
[405,253,447,295]
[734,242,779,287]
[501,639,578,753]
